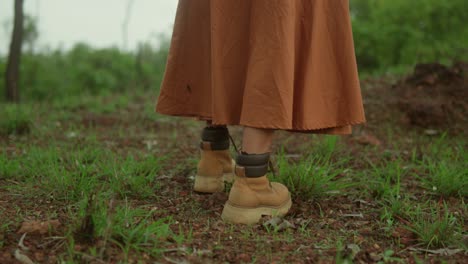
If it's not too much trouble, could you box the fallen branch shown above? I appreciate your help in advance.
[18,233,29,251]
[409,247,465,256]
[14,249,34,264]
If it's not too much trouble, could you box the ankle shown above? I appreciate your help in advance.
[235,152,270,178]
[200,126,229,151]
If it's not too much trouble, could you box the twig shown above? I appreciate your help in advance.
[18,233,29,251]
[37,236,66,249]
[342,213,364,218]
[14,249,34,264]
[80,253,107,264]
[161,246,190,254]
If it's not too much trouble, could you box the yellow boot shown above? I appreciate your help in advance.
[221,153,292,224]
[194,127,235,193]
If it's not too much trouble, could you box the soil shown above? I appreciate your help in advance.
[376,62,467,134]
[1,62,467,263]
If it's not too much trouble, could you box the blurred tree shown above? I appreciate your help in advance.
[5,0,24,102]
[351,0,468,73]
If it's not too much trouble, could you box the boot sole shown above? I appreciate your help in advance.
[221,197,292,225]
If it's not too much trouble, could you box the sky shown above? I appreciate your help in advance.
[0,0,178,54]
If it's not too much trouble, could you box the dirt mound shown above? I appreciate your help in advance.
[393,62,467,132]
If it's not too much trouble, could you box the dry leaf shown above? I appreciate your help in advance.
[17,220,61,235]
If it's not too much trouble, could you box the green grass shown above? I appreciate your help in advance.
[272,148,351,200]
[0,216,12,249]
[1,90,467,262]
[405,203,463,248]
[270,135,351,201]
[0,151,22,180]
[361,158,405,200]
[63,193,178,262]
[2,145,163,201]
[0,103,32,136]
[416,138,467,198]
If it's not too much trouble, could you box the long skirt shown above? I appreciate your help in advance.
[156,0,366,134]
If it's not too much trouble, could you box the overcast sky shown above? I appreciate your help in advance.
[0,0,178,54]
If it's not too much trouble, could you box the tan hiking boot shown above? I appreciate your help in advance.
[194,127,235,193]
[221,153,292,224]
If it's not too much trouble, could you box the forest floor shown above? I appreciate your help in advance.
[0,62,467,263]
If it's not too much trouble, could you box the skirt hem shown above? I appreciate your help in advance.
[155,109,366,135]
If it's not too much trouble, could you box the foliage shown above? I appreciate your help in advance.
[0,39,169,101]
[1,1,467,100]
[350,0,468,73]
[0,103,32,135]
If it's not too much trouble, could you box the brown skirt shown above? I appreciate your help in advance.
[156,0,366,134]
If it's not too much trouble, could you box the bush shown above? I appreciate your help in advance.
[1,41,169,102]
[351,0,468,73]
[0,103,32,135]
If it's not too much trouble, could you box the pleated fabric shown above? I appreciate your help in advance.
[156,0,366,134]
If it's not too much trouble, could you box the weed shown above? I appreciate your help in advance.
[0,151,21,180]
[380,194,413,228]
[310,135,340,161]
[22,147,101,201]
[0,103,32,135]
[417,140,467,197]
[106,202,174,259]
[364,159,405,199]
[103,154,162,199]
[405,203,462,248]
[271,150,350,200]
[68,194,176,262]
[0,218,12,249]
[378,249,405,263]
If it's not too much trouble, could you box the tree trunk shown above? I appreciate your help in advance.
[122,0,135,50]
[5,0,24,103]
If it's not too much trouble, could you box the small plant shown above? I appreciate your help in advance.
[0,104,32,135]
[103,154,162,199]
[0,152,21,180]
[0,217,12,249]
[69,194,176,262]
[378,249,404,263]
[405,203,462,248]
[271,150,350,200]
[417,140,467,198]
[380,194,413,229]
[365,159,404,200]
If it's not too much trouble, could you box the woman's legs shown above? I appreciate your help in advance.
[242,127,274,154]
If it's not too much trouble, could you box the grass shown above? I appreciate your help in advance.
[363,158,405,200]
[405,203,463,248]
[1,90,467,262]
[2,145,163,202]
[0,103,32,136]
[64,194,177,262]
[271,136,351,200]
[0,152,21,180]
[416,138,467,197]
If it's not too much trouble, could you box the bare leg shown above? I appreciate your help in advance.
[206,120,225,129]
[242,127,275,154]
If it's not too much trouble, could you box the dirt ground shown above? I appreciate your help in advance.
[0,63,467,263]
[363,61,468,135]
